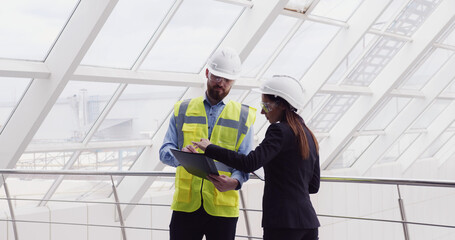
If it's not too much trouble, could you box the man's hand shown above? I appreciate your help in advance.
[206,174,239,192]
[182,145,198,153]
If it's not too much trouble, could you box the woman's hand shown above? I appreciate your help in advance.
[192,139,212,151]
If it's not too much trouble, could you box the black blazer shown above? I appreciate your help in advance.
[205,122,320,229]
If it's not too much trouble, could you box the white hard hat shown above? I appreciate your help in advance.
[258,75,305,110]
[207,47,242,80]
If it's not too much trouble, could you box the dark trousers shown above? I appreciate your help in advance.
[263,228,318,240]
[170,207,238,240]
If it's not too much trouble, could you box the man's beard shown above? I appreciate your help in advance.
[207,85,230,102]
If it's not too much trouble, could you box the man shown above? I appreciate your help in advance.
[159,47,256,240]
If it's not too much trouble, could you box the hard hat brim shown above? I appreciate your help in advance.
[207,66,240,81]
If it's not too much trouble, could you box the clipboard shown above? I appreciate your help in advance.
[170,149,219,180]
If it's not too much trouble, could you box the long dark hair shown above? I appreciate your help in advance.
[266,95,319,159]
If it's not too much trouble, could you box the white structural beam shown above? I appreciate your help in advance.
[25,139,152,153]
[0,59,50,79]
[222,0,290,61]
[72,66,260,89]
[324,0,455,171]
[300,0,392,110]
[115,0,290,218]
[320,85,373,95]
[399,101,455,172]
[0,0,118,169]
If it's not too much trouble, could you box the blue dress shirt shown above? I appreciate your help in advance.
[159,94,254,189]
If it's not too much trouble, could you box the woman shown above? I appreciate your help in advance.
[192,75,320,240]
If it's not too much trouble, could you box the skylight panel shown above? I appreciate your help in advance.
[242,15,298,78]
[377,132,420,163]
[372,0,409,31]
[442,81,455,95]
[420,131,454,158]
[308,94,359,132]
[399,48,454,90]
[362,97,412,131]
[139,0,243,73]
[342,37,405,86]
[326,135,378,169]
[301,94,330,120]
[91,85,185,142]
[0,0,79,61]
[327,34,376,84]
[386,0,441,36]
[264,21,340,79]
[410,99,451,130]
[0,77,30,134]
[81,0,176,69]
[310,0,364,22]
[441,26,455,46]
[30,81,119,144]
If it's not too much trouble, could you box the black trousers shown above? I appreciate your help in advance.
[263,227,318,240]
[170,207,238,240]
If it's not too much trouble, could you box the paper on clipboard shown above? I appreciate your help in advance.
[170,149,219,180]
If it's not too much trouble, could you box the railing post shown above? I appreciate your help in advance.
[239,189,252,240]
[397,184,410,240]
[111,176,127,240]
[2,175,19,240]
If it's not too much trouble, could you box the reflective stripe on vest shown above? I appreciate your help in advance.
[171,96,256,217]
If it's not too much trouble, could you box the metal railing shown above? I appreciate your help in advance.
[0,170,455,240]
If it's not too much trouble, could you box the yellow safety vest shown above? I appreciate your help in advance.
[171,96,256,217]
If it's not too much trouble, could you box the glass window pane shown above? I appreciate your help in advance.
[32,81,119,144]
[342,37,405,86]
[327,135,378,169]
[386,0,441,36]
[0,77,31,133]
[362,97,412,131]
[91,85,186,142]
[378,132,420,163]
[4,175,57,207]
[70,147,143,171]
[224,89,246,103]
[17,151,75,170]
[81,0,176,69]
[55,177,114,201]
[310,0,364,22]
[48,147,143,201]
[411,99,451,130]
[308,94,359,132]
[372,0,408,31]
[442,26,455,46]
[242,15,298,78]
[399,48,454,90]
[442,81,455,95]
[265,21,340,79]
[301,93,330,120]
[421,132,454,158]
[327,33,376,84]
[139,0,243,73]
[0,0,79,61]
